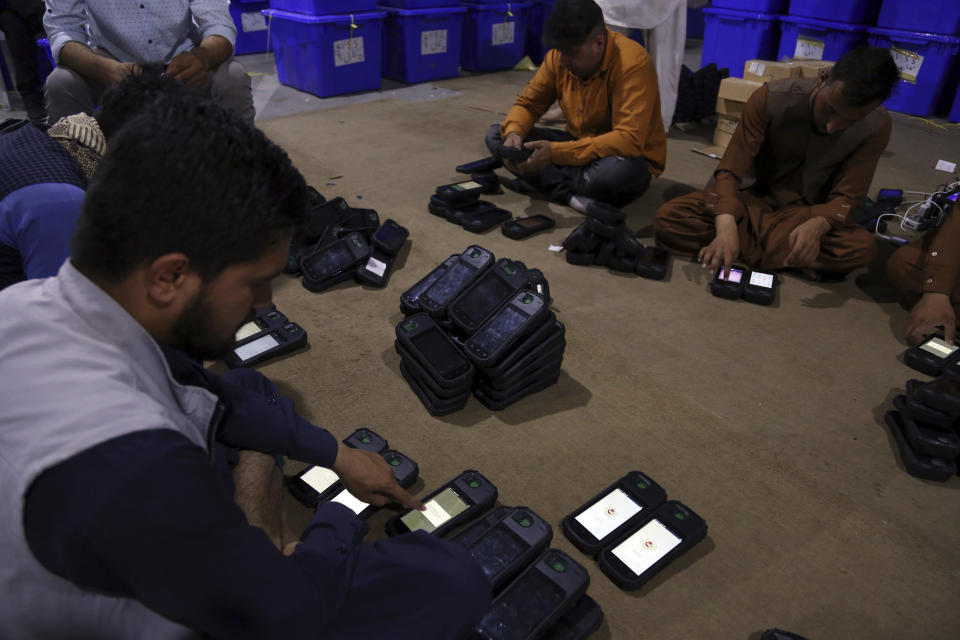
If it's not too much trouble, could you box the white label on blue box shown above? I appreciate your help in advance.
[421,29,448,55]
[794,36,824,61]
[241,12,267,33]
[492,22,515,47]
[890,47,923,84]
[334,37,365,67]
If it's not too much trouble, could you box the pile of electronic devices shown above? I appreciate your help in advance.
[290,429,709,640]
[226,304,307,369]
[709,264,779,305]
[285,188,410,292]
[883,336,960,482]
[396,245,562,415]
[562,201,671,279]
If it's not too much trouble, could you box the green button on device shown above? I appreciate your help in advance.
[468,479,480,488]
[520,518,531,528]
[551,560,566,572]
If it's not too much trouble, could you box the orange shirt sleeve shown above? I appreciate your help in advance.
[550,52,663,170]
[707,85,770,221]
[501,52,559,140]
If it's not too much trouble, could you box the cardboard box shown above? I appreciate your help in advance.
[787,58,835,78]
[713,115,739,148]
[743,59,801,83]
[716,77,763,117]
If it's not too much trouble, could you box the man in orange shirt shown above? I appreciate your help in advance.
[485,0,666,210]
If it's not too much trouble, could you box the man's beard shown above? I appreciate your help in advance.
[166,287,248,361]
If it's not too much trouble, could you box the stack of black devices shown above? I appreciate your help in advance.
[562,201,671,280]
[396,245,564,415]
[709,264,779,305]
[562,471,708,592]
[225,304,307,369]
[429,175,512,234]
[285,191,410,292]
[883,336,960,482]
[384,469,603,640]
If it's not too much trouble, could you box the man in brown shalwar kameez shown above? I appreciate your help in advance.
[654,47,899,279]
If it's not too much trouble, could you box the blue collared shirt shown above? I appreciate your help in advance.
[44,0,237,65]
[0,183,84,279]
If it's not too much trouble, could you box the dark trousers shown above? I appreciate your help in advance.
[0,1,44,109]
[485,123,652,208]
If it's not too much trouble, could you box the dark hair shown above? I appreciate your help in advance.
[828,46,899,106]
[72,94,307,283]
[94,65,183,139]
[544,0,605,50]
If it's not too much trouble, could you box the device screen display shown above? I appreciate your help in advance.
[471,306,529,354]
[427,262,476,306]
[404,264,449,303]
[453,180,482,191]
[306,243,353,279]
[456,272,514,327]
[480,569,565,637]
[611,518,682,576]
[410,329,468,378]
[400,487,469,533]
[235,320,263,342]
[574,488,642,541]
[375,223,403,245]
[331,488,368,515]
[470,525,527,580]
[920,337,957,358]
[234,334,279,361]
[748,271,774,288]
[300,466,339,494]
[515,217,546,228]
[717,268,743,283]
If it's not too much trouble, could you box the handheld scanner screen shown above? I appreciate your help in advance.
[235,320,262,342]
[300,466,339,494]
[400,487,469,533]
[748,271,774,288]
[470,305,529,355]
[515,217,546,228]
[456,271,515,327]
[717,268,743,283]
[611,518,681,576]
[920,337,957,359]
[574,487,642,541]
[375,223,405,245]
[470,525,528,580]
[233,334,279,361]
[405,263,451,304]
[480,569,565,637]
[427,262,476,307]
[410,329,469,378]
[331,488,368,515]
[307,243,353,279]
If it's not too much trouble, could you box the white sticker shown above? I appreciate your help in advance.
[749,271,774,288]
[241,11,268,32]
[332,488,369,515]
[548,244,564,252]
[794,36,825,60]
[574,488,642,541]
[748,61,766,76]
[935,160,956,173]
[421,29,448,55]
[920,337,957,358]
[333,37,365,67]
[365,256,386,277]
[492,22,515,46]
[890,47,923,84]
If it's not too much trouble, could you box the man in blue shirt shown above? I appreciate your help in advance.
[0,84,488,637]
[43,0,254,123]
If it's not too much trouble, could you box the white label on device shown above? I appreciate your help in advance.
[548,244,564,252]
[920,337,957,358]
[794,36,825,60]
[935,160,957,173]
[890,47,923,84]
[749,272,774,288]
[334,37,365,67]
[301,466,339,493]
[421,29,448,55]
[421,499,453,528]
[612,518,682,576]
[492,22,515,46]
[575,488,642,540]
[748,61,766,76]
[332,488,369,515]
[365,257,386,277]
[234,334,279,360]
[454,180,482,190]
[241,11,268,32]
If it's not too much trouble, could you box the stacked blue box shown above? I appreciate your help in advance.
[37,38,54,82]
[461,2,531,73]
[381,6,466,83]
[231,1,271,55]
[701,8,780,77]
[950,90,960,123]
[777,15,867,64]
[270,0,377,12]
[380,0,459,6]
[525,0,555,65]
[262,9,386,97]
[876,0,960,36]
[786,0,882,25]
[712,0,787,11]
[867,26,960,116]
